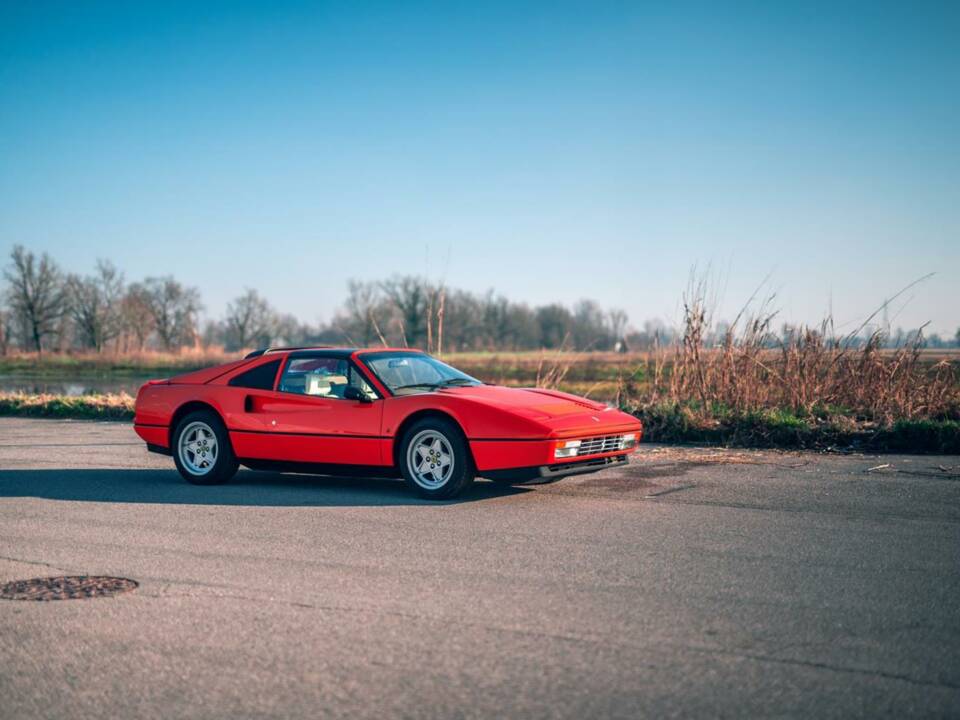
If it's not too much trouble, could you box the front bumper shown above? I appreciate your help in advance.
[483,453,629,484]
[469,427,641,473]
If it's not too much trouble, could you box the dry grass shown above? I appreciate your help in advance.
[619,278,960,451]
[0,347,242,374]
[630,288,960,425]
[0,392,134,419]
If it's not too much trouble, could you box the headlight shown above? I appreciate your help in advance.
[554,440,581,458]
[621,433,638,449]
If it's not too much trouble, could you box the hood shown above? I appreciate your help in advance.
[439,384,639,435]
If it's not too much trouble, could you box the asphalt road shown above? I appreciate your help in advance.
[1,418,959,719]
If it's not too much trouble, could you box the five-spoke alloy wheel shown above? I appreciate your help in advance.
[172,410,238,485]
[407,429,454,489]
[178,421,219,475]
[399,418,474,499]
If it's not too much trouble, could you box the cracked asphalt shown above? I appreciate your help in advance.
[1,417,959,718]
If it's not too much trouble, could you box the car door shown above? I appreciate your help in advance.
[247,353,384,466]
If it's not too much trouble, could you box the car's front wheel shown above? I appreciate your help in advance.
[172,410,238,485]
[399,418,474,499]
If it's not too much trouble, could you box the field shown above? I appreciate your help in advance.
[0,348,238,375]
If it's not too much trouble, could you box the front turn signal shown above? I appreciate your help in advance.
[554,439,581,459]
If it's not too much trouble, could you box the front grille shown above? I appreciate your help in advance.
[575,435,627,456]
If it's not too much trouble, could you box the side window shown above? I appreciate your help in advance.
[228,359,281,390]
[278,357,379,400]
[347,365,378,400]
[280,357,351,397]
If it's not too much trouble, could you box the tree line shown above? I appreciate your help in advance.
[3,245,957,355]
[0,246,638,354]
[1,246,205,355]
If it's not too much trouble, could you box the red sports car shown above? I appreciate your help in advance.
[134,347,643,499]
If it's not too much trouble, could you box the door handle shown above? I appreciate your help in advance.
[244,395,255,413]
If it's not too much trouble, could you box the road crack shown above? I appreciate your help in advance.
[0,554,73,574]
[139,586,602,646]
[685,645,960,690]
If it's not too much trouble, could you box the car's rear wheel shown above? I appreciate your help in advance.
[399,418,474,499]
[172,410,238,485]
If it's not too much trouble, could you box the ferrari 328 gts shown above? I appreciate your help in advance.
[134,347,643,499]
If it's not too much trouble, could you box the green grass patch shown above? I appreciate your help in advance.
[0,393,134,420]
[630,402,960,454]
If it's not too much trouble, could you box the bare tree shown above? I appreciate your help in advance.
[435,286,446,356]
[342,280,382,347]
[381,276,430,348]
[139,276,202,351]
[66,260,125,352]
[536,304,573,350]
[609,309,628,343]
[272,313,310,346]
[201,319,226,349]
[224,288,274,350]
[572,299,611,350]
[0,307,9,355]
[3,245,65,353]
[120,284,156,351]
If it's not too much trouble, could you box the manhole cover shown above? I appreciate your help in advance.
[0,576,138,601]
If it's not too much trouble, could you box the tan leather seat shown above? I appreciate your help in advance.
[304,374,348,396]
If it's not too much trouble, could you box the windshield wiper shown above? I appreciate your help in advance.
[392,378,477,392]
[393,382,440,391]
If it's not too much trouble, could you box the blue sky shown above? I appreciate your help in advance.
[1,1,958,334]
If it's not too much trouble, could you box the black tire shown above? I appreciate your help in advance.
[398,417,474,499]
[171,410,239,486]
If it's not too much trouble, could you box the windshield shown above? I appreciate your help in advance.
[363,353,481,395]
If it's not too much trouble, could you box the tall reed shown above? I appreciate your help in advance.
[631,278,959,427]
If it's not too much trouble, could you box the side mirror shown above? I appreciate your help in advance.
[344,386,373,403]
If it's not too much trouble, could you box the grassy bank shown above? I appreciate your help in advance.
[0,392,134,420]
[632,402,960,454]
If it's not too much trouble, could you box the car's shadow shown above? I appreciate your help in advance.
[0,468,531,507]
